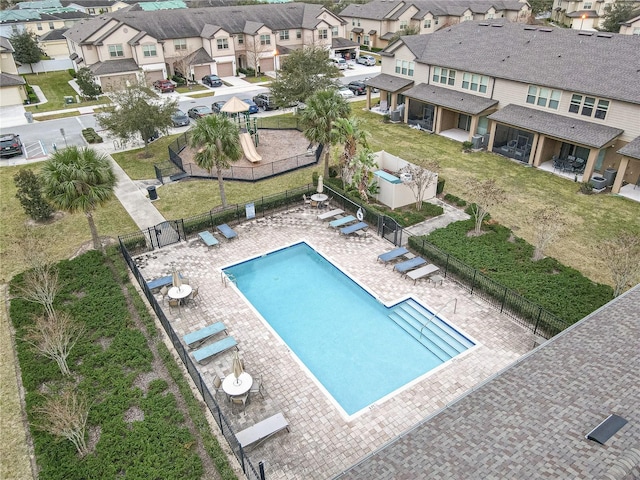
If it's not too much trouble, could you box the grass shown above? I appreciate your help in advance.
[242,75,272,83]
[33,111,82,121]
[24,71,110,114]
[0,163,138,283]
[176,84,208,93]
[183,91,215,99]
[112,135,179,180]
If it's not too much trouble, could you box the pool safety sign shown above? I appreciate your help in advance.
[245,202,255,219]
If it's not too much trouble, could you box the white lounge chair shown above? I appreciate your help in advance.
[317,209,344,220]
[183,321,227,349]
[235,413,289,449]
[406,264,440,284]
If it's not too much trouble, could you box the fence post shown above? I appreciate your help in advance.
[533,308,543,336]
[444,254,450,277]
[259,461,266,480]
[471,270,477,294]
[500,286,507,313]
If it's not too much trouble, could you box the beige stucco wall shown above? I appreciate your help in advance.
[1,51,19,74]
[40,39,70,59]
[619,18,640,35]
[0,85,26,106]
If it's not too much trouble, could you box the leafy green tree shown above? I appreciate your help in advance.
[10,31,42,73]
[75,67,102,100]
[14,169,55,221]
[600,1,637,32]
[331,117,370,188]
[300,89,350,178]
[41,147,116,252]
[348,149,379,202]
[269,47,341,107]
[189,115,242,208]
[528,0,553,15]
[97,83,176,157]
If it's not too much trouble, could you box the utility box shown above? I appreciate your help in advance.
[24,112,34,123]
[147,186,158,201]
[603,168,617,187]
[64,96,75,104]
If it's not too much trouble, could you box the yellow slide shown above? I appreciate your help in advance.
[239,132,262,163]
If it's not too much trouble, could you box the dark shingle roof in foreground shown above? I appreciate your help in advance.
[488,104,623,148]
[404,82,498,115]
[336,284,640,480]
[398,22,640,104]
[618,136,640,160]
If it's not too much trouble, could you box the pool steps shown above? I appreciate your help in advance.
[388,299,474,361]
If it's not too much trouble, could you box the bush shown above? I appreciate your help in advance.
[237,67,256,77]
[444,193,466,207]
[81,127,103,144]
[580,182,594,194]
[14,169,55,221]
[68,69,76,78]
[172,74,186,85]
[328,166,338,178]
[312,171,319,186]
[436,177,445,195]
[462,141,473,151]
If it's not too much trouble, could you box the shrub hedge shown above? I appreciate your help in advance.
[10,251,205,479]
[421,219,613,323]
[82,127,103,144]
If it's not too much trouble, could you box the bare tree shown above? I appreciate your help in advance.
[532,206,566,261]
[14,230,60,319]
[465,178,507,236]
[399,161,439,210]
[33,389,91,457]
[601,231,640,297]
[246,35,274,76]
[23,312,84,376]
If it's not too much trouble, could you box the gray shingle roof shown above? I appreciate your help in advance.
[618,135,640,160]
[39,28,68,40]
[395,21,640,104]
[0,72,26,86]
[88,57,138,74]
[340,0,526,20]
[488,104,623,148]
[332,37,359,49]
[365,73,414,92]
[184,47,213,65]
[65,3,333,44]
[0,36,14,52]
[403,82,498,115]
[336,284,640,480]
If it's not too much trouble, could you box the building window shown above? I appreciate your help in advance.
[332,26,338,37]
[526,85,561,109]
[280,30,289,40]
[11,25,18,34]
[487,13,494,19]
[568,94,610,119]
[581,96,595,116]
[318,29,328,39]
[357,18,361,26]
[595,99,609,119]
[395,60,414,76]
[142,44,156,57]
[352,19,355,26]
[633,27,640,35]
[88,7,95,13]
[464,14,472,21]
[217,38,229,50]
[49,22,54,29]
[364,35,370,45]
[424,19,431,28]
[434,17,439,25]
[174,39,187,50]
[432,66,455,85]
[108,44,124,58]
[583,2,592,8]
[400,20,408,30]
[569,94,582,113]
[296,29,302,39]
[37,23,43,31]
[260,34,271,45]
[462,73,488,93]
[237,34,244,44]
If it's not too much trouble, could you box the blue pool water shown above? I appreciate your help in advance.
[224,242,474,416]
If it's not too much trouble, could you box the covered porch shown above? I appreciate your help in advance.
[401,83,498,144]
[364,73,414,114]
[488,105,624,183]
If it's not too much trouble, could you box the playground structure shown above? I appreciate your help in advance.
[220,97,261,163]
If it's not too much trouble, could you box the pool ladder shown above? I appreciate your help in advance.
[221,272,237,287]
[419,298,457,340]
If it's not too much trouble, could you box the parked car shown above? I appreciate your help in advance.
[202,74,222,87]
[356,55,376,66]
[211,101,227,114]
[171,109,190,127]
[0,133,23,158]
[153,79,175,93]
[347,81,367,95]
[187,106,213,119]
[330,57,348,70]
[253,93,279,111]
[364,77,379,93]
[337,86,355,99]
[240,98,260,114]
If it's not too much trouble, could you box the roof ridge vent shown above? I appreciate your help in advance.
[596,32,612,38]
[586,414,628,445]
[578,31,593,36]
[478,22,489,26]
[491,23,503,27]
[539,28,553,32]
[524,26,537,30]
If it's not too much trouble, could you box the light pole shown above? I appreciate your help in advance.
[580,13,587,30]
[273,49,279,79]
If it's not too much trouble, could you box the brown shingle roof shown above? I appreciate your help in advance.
[403,82,498,115]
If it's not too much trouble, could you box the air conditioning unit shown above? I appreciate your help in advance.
[389,110,401,122]
[471,134,484,149]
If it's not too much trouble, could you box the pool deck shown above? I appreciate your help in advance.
[135,205,534,480]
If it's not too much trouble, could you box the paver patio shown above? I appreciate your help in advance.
[135,204,533,479]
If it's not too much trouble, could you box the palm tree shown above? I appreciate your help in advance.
[41,146,116,253]
[189,115,242,208]
[300,89,350,178]
[349,149,378,202]
[332,117,370,188]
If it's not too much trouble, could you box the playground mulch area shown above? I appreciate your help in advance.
[179,128,312,177]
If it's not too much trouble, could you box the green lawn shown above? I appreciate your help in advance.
[24,71,110,113]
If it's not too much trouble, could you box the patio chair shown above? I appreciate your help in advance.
[250,375,266,399]
[212,374,224,396]
[377,247,410,265]
[393,257,427,274]
[187,287,199,306]
[217,223,238,240]
[236,413,289,449]
[159,285,169,304]
[183,321,227,349]
[168,298,180,314]
[303,193,311,205]
[192,336,238,364]
[405,264,440,285]
[339,221,368,236]
[231,393,249,413]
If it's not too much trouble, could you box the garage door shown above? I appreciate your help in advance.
[216,62,234,77]
[194,65,210,81]
[145,70,164,85]
[259,57,274,73]
[100,73,137,92]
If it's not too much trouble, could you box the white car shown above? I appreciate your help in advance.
[356,55,376,66]
[337,86,355,99]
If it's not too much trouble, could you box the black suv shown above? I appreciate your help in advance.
[0,133,23,158]
[202,74,222,87]
[253,93,279,111]
[347,81,367,95]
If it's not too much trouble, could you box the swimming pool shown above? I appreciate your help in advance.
[224,242,474,416]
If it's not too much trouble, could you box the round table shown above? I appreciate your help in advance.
[310,193,328,207]
[168,284,192,302]
[222,372,253,397]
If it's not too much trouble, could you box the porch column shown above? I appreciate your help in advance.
[468,115,479,142]
[531,133,542,166]
[366,88,371,109]
[583,148,599,181]
[611,156,629,194]
[434,106,443,134]
[487,120,497,152]
[404,98,410,123]
[390,93,398,111]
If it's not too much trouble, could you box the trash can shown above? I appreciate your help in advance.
[24,112,34,123]
[147,186,158,201]
[603,168,617,187]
